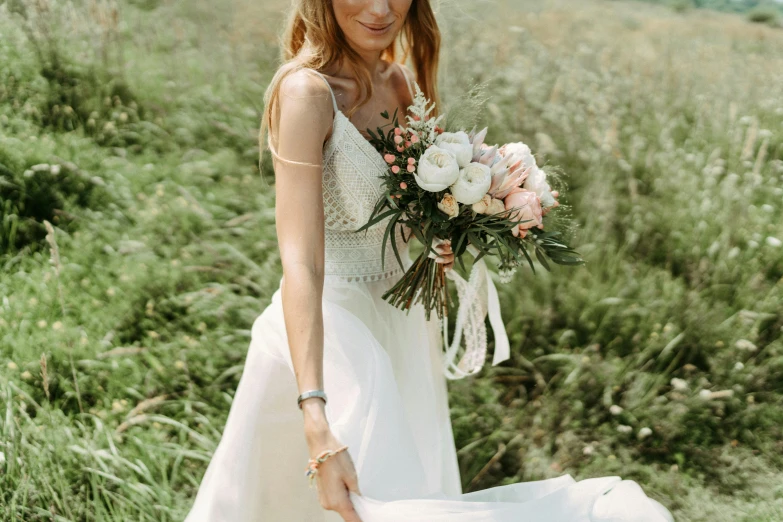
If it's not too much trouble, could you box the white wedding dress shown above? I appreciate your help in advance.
[184,67,675,522]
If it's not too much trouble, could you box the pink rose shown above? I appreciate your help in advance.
[394,127,403,136]
[399,182,407,189]
[503,186,543,237]
[394,135,403,144]
[406,164,415,173]
[410,134,419,144]
[384,154,396,164]
[407,157,416,165]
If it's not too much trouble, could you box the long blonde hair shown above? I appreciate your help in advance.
[258,0,442,170]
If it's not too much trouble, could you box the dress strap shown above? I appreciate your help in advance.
[304,68,339,115]
[396,62,415,99]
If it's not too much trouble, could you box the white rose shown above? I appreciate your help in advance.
[437,192,460,219]
[414,145,460,192]
[450,162,491,204]
[522,167,556,207]
[435,131,473,168]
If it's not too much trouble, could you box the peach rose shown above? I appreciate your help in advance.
[503,186,543,237]
[437,192,460,219]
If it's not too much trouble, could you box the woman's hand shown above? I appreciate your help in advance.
[429,237,454,271]
[302,400,363,522]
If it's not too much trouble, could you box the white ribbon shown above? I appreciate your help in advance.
[436,244,510,380]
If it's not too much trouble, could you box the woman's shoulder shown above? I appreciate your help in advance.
[271,67,336,150]
[278,67,334,105]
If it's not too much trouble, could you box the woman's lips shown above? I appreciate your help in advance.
[359,21,393,35]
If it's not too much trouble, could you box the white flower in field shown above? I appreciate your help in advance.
[437,192,460,219]
[21,370,32,380]
[734,362,744,371]
[698,389,712,399]
[50,164,61,175]
[735,339,757,352]
[617,425,632,434]
[523,167,557,208]
[450,162,492,204]
[609,404,623,415]
[670,378,688,391]
[583,445,594,456]
[434,131,473,168]
[766,237,782,248]
[498,266,517,283]
[7,361,17,370]
[414,145,460,192]
[0,452,4,465]
[52,321,63,330]
[638,427,653,440]
[727,247,740,259]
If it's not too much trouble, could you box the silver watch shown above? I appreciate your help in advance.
[297,389,327,409]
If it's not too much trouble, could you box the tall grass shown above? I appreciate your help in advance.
[1,0,782,520]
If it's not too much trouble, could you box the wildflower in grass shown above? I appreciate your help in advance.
[735,339,757,352]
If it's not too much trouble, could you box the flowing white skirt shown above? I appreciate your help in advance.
[184,256,675,522]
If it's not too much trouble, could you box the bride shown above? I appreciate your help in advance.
[184,1,675,521]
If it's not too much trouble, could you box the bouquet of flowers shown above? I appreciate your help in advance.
[358,85,583,319]
[355,83,584,378]
[356,84,583,327]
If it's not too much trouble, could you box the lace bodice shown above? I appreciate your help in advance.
[309,67,415,284]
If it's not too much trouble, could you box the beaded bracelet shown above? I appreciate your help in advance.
[304,445,349,487]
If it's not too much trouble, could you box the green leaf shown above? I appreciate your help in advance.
[535,247,551,271]
[354,208,400,233]
[381,110,389,119]
[389,216,405,271]
[520,244,536,273]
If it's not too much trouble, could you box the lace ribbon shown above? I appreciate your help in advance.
[437,244,511,380]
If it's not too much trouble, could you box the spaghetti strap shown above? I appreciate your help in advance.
[304,68,339,115]
[397,62,415,99]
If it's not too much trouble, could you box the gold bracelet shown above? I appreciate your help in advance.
[304,445,349,486]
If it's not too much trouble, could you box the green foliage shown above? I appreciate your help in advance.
[636,0,783,16]
[747,6,781,25]
[0,149,110,255]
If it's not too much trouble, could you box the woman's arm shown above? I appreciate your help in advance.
[271,69,362,522]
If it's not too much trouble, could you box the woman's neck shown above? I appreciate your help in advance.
[331,49,388,82]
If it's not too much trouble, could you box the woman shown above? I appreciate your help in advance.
[184,1,675,521]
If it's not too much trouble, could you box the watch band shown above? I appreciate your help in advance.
[297,389,327,409]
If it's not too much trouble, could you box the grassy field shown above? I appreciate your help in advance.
[1,0,782,520]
